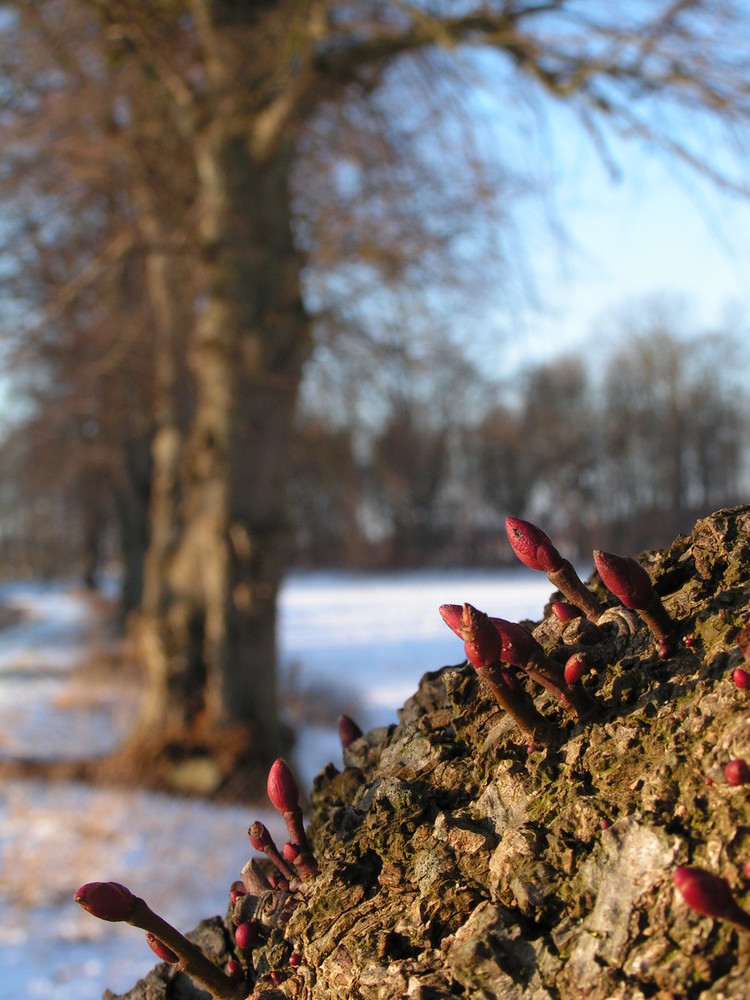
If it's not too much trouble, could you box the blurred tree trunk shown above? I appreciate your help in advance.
[130,2,310,765]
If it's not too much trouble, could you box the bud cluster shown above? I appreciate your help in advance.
[437,516,689,741]
[74,758,318,999]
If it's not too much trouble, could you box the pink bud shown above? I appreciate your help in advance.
[505,516,564,573]
[74,882,136,922]
[248,821,273,852]
[552,601,581,622]
[733,667,750,690]
[457,603,504,670]
[267,758,300,814]
[593,550,654,610]
[564,652,587,685]
[744,860,750,879]
[226,959,244,980]
[673,866,741,921]
[724,759,750,786]
[439,603,466,638]
[146,933,179,964]
[230,880,246,903]
[488,617,535,668]
[235,921,259,950]
[337,714,363,749]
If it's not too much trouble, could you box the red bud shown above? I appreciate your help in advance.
[337,714,363,749]
[463,606,505,669]
[564,652,587,685]
[230,880,246,904]
[74,882,136,922]
[248,821,272,852]
[673,866,742,921]
[283,842,299,862]
[267,758,300,814]
[505,516,564,573]
[439,603,466,638]
[724,758,750,786]
[733,667,750,690]
[552,601,582,622]
[226,959,244,980]
[488,616,535,668]
[146,933,179,964]
[235,921,259,950]
[593,550,654,610]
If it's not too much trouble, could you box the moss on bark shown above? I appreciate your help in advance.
[107,505,750,1000]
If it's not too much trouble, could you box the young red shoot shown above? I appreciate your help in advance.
[733,667,750,690]
[440,603,549,737]
[267,759,318,878]
[338,713,363,749]
[724,758,750,786]
[74,881,246,999]
[505,516,603,621]
[74,882,135,922]
[551,601,582,623]
[673,866,750,932]
[235,921,259,950]
[593,549,676,647]
[248,821,297,882]
[146,933,180,964]
[564,652,587,686]
[490,616,594,719]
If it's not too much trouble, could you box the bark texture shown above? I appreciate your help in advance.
[106,505,750,999]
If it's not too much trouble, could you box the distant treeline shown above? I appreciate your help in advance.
[290,323,748,569]
[1,319,747,583]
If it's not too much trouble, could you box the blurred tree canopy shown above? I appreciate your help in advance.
[1,1,749,783]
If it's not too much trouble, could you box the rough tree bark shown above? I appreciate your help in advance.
[105,504,750,999]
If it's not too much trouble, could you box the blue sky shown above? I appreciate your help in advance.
[506,125,750,369]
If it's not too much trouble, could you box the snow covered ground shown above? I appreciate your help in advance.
[0,570,552,1000]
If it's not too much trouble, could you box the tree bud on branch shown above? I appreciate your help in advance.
[439,603,550,738]
[74,881,247,999]
[505,516,603,621]
[593,549,677,648]
[673,866,750,932]
[267,759,318,878]
[74,882,135,922]
[337,713,363,749]
[146,933,180,964]
[724,759,750,786]
[248,821,297,882]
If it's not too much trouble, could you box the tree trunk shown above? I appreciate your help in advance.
[184,125,309,758]
[130,75,310,778]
